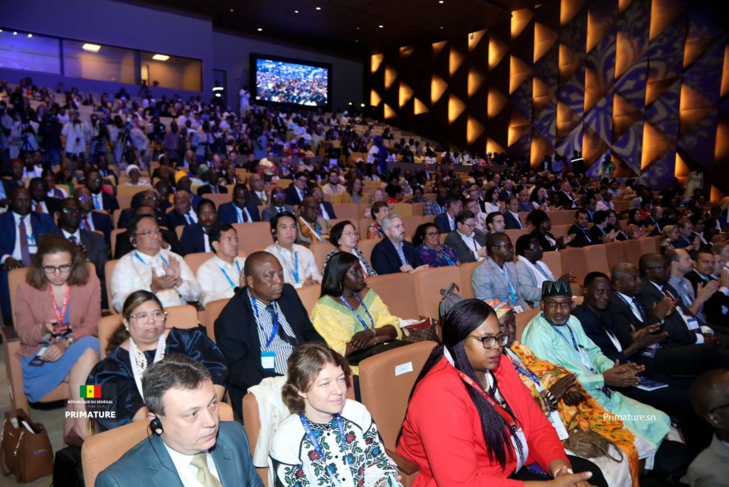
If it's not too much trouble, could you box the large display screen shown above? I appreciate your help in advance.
[251,53,332,109]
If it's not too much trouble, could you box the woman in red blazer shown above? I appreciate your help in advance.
[396,299,606,487]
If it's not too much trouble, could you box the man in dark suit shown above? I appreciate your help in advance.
[588,210,618,244]
[502,196,526,230]
[114,205,183,259]
[284,171,310,207]
[41,196,109,307]
[434,195,463,234]
[28,177,62,215]
[262,187,295,222]
[2,159,25,200]
[75,186,114,246]
[217,184,261,224]
[310,186,337,220]
[85,170,119,213]
[638,253,722,350]
[165,189,198,230]
[247,173,268,207]
[444,210,487,263]
[96,355,263,487]
[197,169,228,195]
[117,189,167,229]
[214,252,323,417]
[0,187,56,321]
[685,250,729,325]
[180,199,217,255]
[567,209,596,247]
[371,215,426,275]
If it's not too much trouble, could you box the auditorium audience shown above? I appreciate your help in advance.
[471,233,530,310]
[413,222,459,267]
[371,214,427,275]
[196,223,246,307]
[265,211,321,288]
[322,220,377,276]
[297,196,329,246]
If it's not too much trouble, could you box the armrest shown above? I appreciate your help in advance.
[386,448,419,476]
[2,325,19,341]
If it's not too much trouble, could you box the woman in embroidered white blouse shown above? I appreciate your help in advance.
[86,290,228,432]
[269,342,401,487]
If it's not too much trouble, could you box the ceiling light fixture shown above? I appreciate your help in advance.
[316,6,321,10]
[294,10,299,13]
[13,31,18,35]
[230,8,234,12]
[257,28,263,31]
[379,25,383,28]
[82,43,101,52]
[439,0,444,3]
[152,54,170,61]
[27,33,32,38]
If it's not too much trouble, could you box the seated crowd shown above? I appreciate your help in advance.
[3,77,729,487]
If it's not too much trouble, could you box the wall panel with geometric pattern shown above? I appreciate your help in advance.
[370,0,729,194]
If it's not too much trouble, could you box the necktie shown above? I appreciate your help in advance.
[83,215,91,231]
[34,202,43,213]
[69,235,77,244]
[517,216,523,229]
[185,214,192,225]
[663,287,700,325]
[19,217,31,267]
[631,297,647,320]
[190,453,223,487]
[267,305,297,346]
[94,194,102,210]
[277,207,283,214]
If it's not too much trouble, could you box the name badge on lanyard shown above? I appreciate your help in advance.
[261,350,276,370]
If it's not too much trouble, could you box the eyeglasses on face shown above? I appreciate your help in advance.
[469,334,509,349]
[136,228,162,238]
[129,310,167,321]
[425,231,440,237]
[544,300,573,310]
[42,264,72,274]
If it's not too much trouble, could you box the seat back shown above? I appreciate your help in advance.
[413,267,462,319]
[515,307,541,341]
[541,251,563,277]
[551,224,571,240]
[358,217,374,240]
[332,203,360,221]
[296,283,322,316]
[505,228,528,244]
[621,239,643,267]
[366,273,419,319]
[604,241,626,270]
[459,261,481,299]
[105,259,118,314]
[410,203,425,216]
[82,404,235,487]
[8,267,28,324]
[638,237,657,257]
[233,222,273,255]
[582,244,610,276]
[204,298,231,343]
[357,238,380,263]
[559,247,588,286]
[391,203,413,216]
[184,252,215,276]
[358,341,438,450]
[310,241,337,272]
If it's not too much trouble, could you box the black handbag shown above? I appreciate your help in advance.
[346,340,409,365]
[439,283,464,321]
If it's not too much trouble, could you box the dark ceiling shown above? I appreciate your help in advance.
[136,0,545,58]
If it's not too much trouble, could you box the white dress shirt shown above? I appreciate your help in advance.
[196,255,246,307]
[1,212,37,264]
[92,192,105,211]
[110,249,201,312]
[459,231,483,261]
[162,445,221,487]
[265,243,321,289]
[32,200,49,213]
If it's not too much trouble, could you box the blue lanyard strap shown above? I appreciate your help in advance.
[501,264,518,305]
[135,252,169,267]
[249,293,279,348]
[219,260,241,289]
[299,414,349,478]
[437,248,455,266]
[277,244,299,283]
[505,348,542,388]
[338,294,375,330]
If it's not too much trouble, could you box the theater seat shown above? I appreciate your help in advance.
[233,222,273,255]
[310,241,336,272]
[204,298,231,343]
[515,307,541,341]
[296,283,322,315]
[582,244,610,276]
[413,267,462,319]
[559,247,588,286]
[459,261,480,299]
[366,273,419,319]
[82,403,234,487]
[183,251,215,276]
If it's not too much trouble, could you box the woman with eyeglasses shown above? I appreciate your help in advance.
[323,220,378,277]
[15,237,101,445]
[397,299,603,487]
[412,222,459,268]
[87,290,227,432]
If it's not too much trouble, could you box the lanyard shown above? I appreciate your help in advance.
[339,294,375,330]
[458,372,517,432]
[501,265,518,305]
[49,284,71,325]
[218,260,241,289]
[277,244,300,283]
[437,247,455,266]
[505,348,542,391]
[299,414,348,482]
[135,252,169,267]
[550,321,596,373]
[250,293,279,348]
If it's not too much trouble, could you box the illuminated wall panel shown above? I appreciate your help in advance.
[371,0,729,192]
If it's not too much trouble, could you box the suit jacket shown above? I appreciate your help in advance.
[685,270,729,325]
[165,209,195,230]
[95,422,264,487]
[284,184,309,206]
[90,190,119,213]
[198,184,228,195]
[638,279,698,347]
[214,285,322,417]
[2,179,24,199]
[502,211,524,230]
[0,211,56,261]
[248,190,267,207]
[371,238,423,275]
[217,202,261,224]
[471,257,530,309]
[114,227,183,259]
[444,231,486,264]
[588,225,608,244]
[573,303,630,363]
[90,211,114,246]
[180,224,208,255]
[567,224,595,247]
[317,201,337,220]
[531,229,559,252]
[434,212,456,234]
[32,197,62,216]
[262,204,296,222]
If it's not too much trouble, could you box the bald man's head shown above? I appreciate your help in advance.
[610,262,643,296]
[691,370,729,433]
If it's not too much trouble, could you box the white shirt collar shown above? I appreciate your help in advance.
[62,228,81,241]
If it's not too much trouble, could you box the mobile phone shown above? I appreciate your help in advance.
[54,321,70,335]
[29,344,49,366]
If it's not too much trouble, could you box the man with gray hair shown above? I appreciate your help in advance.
[96,354,263,487]
[370,214,428,275]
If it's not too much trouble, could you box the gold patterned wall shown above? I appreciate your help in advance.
[370,0,729,195]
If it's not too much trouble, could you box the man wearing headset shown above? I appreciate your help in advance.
[96,354,263,486]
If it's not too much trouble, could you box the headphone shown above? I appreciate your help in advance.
[150,415,164,435]
[131,237,137,246]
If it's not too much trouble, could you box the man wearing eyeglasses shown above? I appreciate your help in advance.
[471,233,529,311]
[85,170,119,213]
[684,370,729,487]
[444,209,487,263]
[284,171,310,206]
[110,214,200,312]
[522,280,681,480]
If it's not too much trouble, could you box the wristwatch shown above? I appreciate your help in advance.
[66,336,75,347]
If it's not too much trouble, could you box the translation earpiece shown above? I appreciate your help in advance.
[150,415,164,434]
